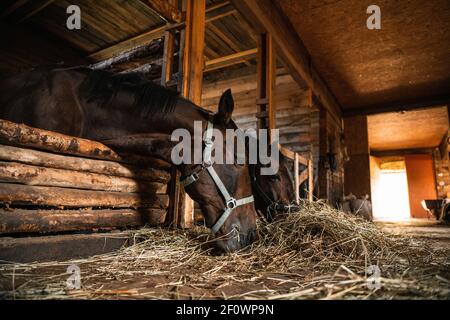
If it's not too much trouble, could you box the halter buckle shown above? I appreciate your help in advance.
[226,198,237,209]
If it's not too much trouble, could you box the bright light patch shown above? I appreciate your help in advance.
[373,170,411,221]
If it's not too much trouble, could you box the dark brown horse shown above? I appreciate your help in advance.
[250,152,298,221]
[0,66,258,252]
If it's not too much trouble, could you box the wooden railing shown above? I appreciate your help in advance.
[279,145,314,202]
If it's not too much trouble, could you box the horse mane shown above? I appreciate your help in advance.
[79,68,179,118]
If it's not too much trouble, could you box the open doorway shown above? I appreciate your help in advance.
[371,157,411,221]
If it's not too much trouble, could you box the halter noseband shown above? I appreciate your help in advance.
[180,117,254,234]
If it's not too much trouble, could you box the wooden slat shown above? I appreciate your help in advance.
[0,144,170,182]
[204,48,257,72]
[231,0,342,124]
[182,0,206,105]
[0,183,169,209]
[141,0,181,23]
[205,0,230,13]
[308,159,314,201]
[256,33,276,135]
[294,153,300,204]
[161,30,176,86]
[177,0,207,229]
[0,231,132,263]
[16,0,56,24]
[88,25,167,62]
[0,208,167,234]
[279,145,309,166]
[0,161,167,194]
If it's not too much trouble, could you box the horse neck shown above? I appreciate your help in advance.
[147,98,210,135]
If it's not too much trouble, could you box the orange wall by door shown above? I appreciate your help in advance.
[404,154,437,218]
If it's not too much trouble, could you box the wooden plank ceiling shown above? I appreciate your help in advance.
[368,106,449,151]
[276,0,450,113]
[0,0,257,77]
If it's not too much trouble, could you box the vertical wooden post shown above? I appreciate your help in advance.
[294,153,300,204]
[318,107,330,201]
[182,0,206,105]
[308,159,314,201]
[176,0,206,228]
[256,33,276,138]
[161,30,175,87]
[163,0,182,228]
[343,115,371,198]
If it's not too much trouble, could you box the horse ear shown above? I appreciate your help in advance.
[217,89,234,125]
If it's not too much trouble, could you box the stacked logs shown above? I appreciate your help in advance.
[0,119,172,234]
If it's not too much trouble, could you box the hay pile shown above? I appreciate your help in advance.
[1,201,449,300]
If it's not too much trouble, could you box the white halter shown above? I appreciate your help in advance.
[181,117,254,234]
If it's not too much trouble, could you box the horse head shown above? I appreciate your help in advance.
[251,150,298,221]
[103,90,257,252]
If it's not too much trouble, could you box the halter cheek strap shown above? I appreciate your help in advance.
[181,117,254,234]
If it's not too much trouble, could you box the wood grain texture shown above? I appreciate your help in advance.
[0,208,167,234]
[0,183,169,209]
[0,144,170,183]
[0,161,167,194]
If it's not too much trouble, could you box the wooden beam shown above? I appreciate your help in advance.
[0,231,132,263]
[308,159,314,201]
[343,116,371,197]
[204,48,257,72]
[88,3,235,63]
[90,38,163,70]
[206,22,252,69]
[161,31,176,86]
[279,145,309,166]
[231,0,342,124]
[141,0,181,23]
[343,95,450,117]
[0,119,169,169]
[256,33,276,134]
[0,161,167,194]
[177,0,206,228]
[370,148,434,157]
[181,0,206,105]
[0,0,29,19]
[294,153,300,204]
[0,183,169,209]
[0,208,167,234]
[205,0,230,13]
[0,144,170,182]
[88,25,167,62]
[16,0,56,24]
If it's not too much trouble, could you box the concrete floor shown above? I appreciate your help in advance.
[375,219,450,248]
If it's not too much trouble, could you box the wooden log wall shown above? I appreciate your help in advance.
[0,119,171,235]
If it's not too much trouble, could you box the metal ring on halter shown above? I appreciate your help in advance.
[226,198,237,209]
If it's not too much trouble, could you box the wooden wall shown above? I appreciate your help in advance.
[202,71,317,161]
[405,154,438,218]
[434,130,450,198]
[201,69,348,205]
[344,115,371,198]
[317,105,345,205]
